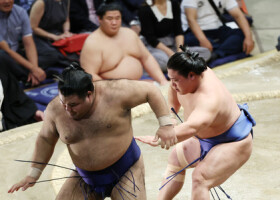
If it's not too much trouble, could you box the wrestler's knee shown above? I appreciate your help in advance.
[191,168,211,190]
[164,144,188,182]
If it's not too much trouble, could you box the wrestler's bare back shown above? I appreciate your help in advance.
[81,27,145,81]
[46,82,134,171]
[177,68,241,139]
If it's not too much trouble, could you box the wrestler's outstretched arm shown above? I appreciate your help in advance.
[8,101,59,193]
[120,80,177,149]
[135,85,180,147]
[134,135,159,146]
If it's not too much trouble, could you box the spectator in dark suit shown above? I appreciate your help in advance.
[69,0,102,33]
[0,65,43,132]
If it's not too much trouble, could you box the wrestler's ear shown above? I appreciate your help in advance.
[87,91,92,98]
[188,72,195,80]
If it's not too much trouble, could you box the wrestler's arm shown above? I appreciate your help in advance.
[136,35,168,86]
[121,80,177,149]
[174,96,218,142]
[80,36,103,81]
[8,101,59,193]
[136,85,181,146]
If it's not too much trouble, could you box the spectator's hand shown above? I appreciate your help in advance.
[8,176,37,193]
[243,37,254,55]
[27,73,40,87]
[32,67,46,82]
[154,125,177,150]
[62,31,74,38]
[28,67,46,86]
[51,34,63,41]
[200,38,213,52]
[134,135,159,147]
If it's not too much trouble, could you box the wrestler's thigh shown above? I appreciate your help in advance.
[55,171,99,200]
[193,134,253,187]
[111,155,146,200]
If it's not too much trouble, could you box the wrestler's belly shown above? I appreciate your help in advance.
[67,133,134,171]
[100,56,143,80]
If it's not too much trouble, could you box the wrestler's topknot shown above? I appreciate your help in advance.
[167,45,207,77]
[57,62,94,98]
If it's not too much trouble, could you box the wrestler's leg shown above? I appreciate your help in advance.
[111,155,146,200]
[191,134,253,200]
[159,137,201,200]
[56,171,100,200]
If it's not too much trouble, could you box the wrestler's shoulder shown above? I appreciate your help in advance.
[45,96,62,114]
[84,30,103,44]
[119,27,139,38]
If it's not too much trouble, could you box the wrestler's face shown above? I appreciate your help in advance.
[0,0,14,13]
[59,92,93,120]
[99,10,122,36]
[168,69,197,95]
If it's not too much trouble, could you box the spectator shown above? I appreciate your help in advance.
[69,0,102,33]
[70,0,144,35]
[0,0,46,87]
[29,0,75,68]
[80,1,169,85]
[0,65,43,132]
[181,0,254,61]
[139,0,210,72]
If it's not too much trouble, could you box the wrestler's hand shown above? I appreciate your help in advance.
[155,125,177,150]
[8,176,37,193]
[135,135,159,147]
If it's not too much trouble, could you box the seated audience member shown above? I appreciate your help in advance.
[29,0,75,68]
[0,0,46,87]
[181,0,254,61]
[139,0,210,72]
[0,65,44,132]
[80,1,169,85]
[69,0,102,33]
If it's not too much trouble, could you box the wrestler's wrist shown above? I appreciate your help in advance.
[158,115,173,127]
[28,167,42,179]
